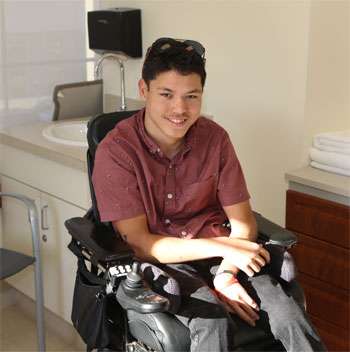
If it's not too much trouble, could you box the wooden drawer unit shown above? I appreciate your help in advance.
[298,273,349,330]
[309,315,349,352]
[286,190,350,351]
[286,190,349,248]
[290,233,349,290]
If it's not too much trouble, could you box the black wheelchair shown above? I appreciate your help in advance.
[65,110,304,352]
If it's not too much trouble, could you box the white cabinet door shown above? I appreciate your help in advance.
[40,193,85,323]
[1,175,87,322]
[1,176,41,300]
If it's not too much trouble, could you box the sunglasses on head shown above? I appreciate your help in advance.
[146,37,206,60]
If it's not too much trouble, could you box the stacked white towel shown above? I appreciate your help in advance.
[310,130,350,177]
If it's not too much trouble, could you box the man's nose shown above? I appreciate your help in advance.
[171,97,186,114]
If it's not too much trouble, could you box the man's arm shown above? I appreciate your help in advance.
[213,200,269,326]
[225,200,257,242]
[112,213,268,275]
[214,200,268,280]
[113,214,227,263]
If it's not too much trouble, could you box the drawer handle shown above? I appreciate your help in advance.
[41,205,49,230]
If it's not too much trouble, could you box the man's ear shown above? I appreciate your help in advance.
[138,79,148,100]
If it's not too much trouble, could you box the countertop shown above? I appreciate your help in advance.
[285,166,350,205]
[0,118,88,171]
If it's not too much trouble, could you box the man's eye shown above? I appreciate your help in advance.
[160,93,171,98]
[187,95,198,99]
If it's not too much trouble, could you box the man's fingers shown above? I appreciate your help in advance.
[239,290,259,311]
[243,266,255,277]
[220,297,235,313]
[231,302,257,327]
[249,261,262,273]
[217,291,238,314]
[235,296,260,321]
[253,254,266,268]
[216,283,260,327]
[239,301,260,321]
[259,247,270,263]
[247,256,266,274]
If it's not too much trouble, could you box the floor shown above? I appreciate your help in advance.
[0,282,84,352]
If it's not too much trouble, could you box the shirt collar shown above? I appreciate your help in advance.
[136,108,160,155]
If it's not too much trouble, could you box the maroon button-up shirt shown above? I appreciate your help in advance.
[92,109,250,239]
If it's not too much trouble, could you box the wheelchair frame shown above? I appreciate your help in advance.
[65,111,302,352]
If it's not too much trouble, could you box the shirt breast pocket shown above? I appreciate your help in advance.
[180,175,218,214]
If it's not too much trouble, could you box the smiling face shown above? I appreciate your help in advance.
[139,70,203,153]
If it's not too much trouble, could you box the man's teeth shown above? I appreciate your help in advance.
[168,118,186,124]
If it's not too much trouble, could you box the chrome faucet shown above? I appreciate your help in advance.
[95,53,128,111]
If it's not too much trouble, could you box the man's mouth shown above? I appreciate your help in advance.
[165,116,187,126]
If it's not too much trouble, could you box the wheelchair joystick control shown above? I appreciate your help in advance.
[124,262,143,288]
[116,261,170,314]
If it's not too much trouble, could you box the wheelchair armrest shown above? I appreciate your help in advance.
[65,217,134,264]
[254,212,297,248]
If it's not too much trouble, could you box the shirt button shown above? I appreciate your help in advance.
[165,219,171,225]
[181,231,187,237]
[157,148,161,153]
[167,193,173,199]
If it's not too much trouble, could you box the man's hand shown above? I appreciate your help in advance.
[214,274,260,327]
[214,237,270,277]
[218,201,270,277]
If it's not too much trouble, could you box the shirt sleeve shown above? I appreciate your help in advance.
[217,132,250,206]
[92,137,145,222]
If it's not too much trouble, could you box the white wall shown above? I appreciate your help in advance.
[302,0,350,164]
[100,0,350,225]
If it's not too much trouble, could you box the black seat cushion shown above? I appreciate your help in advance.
[0,248,35,279]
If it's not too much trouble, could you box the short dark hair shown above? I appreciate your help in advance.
[142,39,206,88]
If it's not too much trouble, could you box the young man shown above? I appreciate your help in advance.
[93,38,326,352]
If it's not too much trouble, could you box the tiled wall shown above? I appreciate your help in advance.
[0,0,98,128]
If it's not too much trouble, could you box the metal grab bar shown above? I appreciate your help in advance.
[0,192,46,352]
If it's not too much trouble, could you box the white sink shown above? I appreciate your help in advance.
[42,120,88,147]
